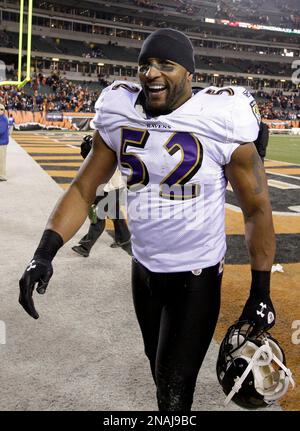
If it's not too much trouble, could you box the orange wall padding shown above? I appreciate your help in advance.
[8,110,83,130]
[8,111,300,130]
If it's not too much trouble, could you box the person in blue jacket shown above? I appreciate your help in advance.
[0,103,9,181]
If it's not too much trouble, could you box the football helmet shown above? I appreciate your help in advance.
[217,321,295,409]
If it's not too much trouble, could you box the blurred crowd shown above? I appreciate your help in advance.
[82,47,106,59]
[213,0,300,28]
[0,74,299,121]
[134,0,163,10]
[30,0,300,37]
[133,0,197,15]
[0,30,14,48]
[129,0,300,28]
[0,73,109,113]
[255,90,300,120]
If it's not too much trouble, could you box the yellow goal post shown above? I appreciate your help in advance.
[0,0,33,88]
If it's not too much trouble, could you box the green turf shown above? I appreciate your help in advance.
[267,135,300,164]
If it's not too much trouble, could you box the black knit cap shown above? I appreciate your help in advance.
[138,28,195,73]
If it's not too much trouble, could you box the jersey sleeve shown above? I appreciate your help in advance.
[199,86,260,166]
[227,88,261,145]
[92,85,116,152]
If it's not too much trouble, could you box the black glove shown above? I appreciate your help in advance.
[254,122,269,160]
[239,270,276,334]
[19,229,63,319]
[80,135,93,159]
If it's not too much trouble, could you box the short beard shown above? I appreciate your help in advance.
[139,91,172,117]
[144,103,173,117]
[142,76,188,118]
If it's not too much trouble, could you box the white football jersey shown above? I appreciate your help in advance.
[93,81,260,272]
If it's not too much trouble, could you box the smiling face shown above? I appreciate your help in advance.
[138,58,193,116]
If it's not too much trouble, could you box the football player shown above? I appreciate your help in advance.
[71,135,131,257]
[19,29,276,411]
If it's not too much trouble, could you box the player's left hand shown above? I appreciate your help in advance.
[239,294,276,334]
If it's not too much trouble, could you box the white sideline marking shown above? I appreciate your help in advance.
[266,171,300,181]
[228,179,299,190]
[265,158,300,167]
[267,179,300,190]
[225,203,300,216]
[66,144,79,149]
[288,206,300,213]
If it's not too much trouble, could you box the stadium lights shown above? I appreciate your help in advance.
[52,58,60,61]
[213,74,219,77]
[283,49,294,57]
[205,17,300,36]
[281,79,286,82]
[97,63,105,66]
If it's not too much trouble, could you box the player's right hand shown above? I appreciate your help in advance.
[19,258,53,319]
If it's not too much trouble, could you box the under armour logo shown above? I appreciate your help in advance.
[26,259,36,271]
[256,302,267,318]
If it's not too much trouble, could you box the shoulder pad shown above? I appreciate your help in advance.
[110,80,141,93]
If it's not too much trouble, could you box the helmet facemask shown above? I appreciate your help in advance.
[217,321,295,409]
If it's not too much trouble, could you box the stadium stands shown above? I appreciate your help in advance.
[0,0,299,123]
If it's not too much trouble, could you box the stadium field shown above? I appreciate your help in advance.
[267,135,300,164]
[2,0,300,414]
[5,131,300,411]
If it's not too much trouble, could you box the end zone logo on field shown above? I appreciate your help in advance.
[227,181,300,215]
[292,321,300,345]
